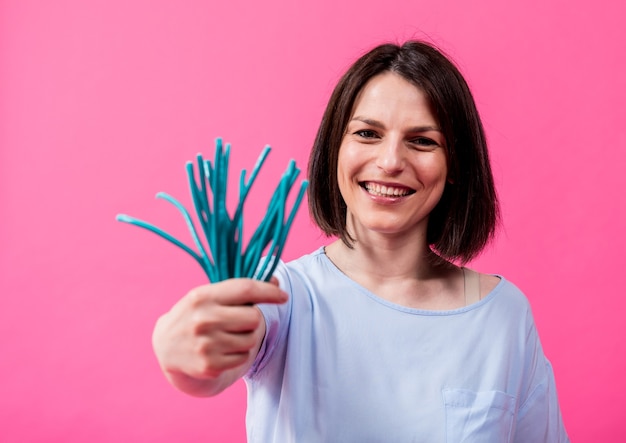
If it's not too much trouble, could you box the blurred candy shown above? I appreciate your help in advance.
[117,138,308,282]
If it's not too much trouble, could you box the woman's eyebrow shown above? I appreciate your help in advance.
[407,126,443,134]
[351,116,442,133]
[350,116,385,128]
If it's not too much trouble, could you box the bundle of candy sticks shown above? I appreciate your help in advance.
[117,138,308,282]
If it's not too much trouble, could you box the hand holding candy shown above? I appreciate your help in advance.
[151,278,287,396]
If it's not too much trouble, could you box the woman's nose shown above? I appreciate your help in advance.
[376,138,405,174]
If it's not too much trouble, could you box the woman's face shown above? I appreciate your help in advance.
[337,71,448,241]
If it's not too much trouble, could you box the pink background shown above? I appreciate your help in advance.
[1,0,624,441]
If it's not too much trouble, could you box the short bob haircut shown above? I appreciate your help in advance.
[308,40,499,263]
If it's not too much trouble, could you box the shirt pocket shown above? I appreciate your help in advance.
[442,388,516,443]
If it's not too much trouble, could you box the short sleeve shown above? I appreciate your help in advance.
[513,359,569,443]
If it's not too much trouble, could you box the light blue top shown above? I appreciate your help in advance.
[244,248,568,442]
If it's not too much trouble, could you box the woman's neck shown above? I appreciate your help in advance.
[323,228,463,310]
[331,216,450,276]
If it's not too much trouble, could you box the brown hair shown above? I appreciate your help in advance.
[307,40,499,263]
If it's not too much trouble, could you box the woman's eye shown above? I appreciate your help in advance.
[355,130,378,139]
[411,137,439,148]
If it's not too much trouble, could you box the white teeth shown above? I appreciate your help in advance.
[364,183,410,197]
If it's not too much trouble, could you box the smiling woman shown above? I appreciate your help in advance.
[151,41,569,442]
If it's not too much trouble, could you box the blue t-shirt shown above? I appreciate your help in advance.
[244,248,568,442]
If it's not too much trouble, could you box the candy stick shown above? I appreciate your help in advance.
[115,214,213,279]
[154,192,214,278]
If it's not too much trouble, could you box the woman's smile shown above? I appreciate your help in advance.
[361,181,416,198]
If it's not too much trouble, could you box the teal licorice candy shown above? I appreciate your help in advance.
[116,138,309,282]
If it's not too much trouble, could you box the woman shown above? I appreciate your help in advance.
[152,41,568,442]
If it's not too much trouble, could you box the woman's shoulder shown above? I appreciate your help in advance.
[282,247,329,272]
[478,273,534,315]
[271,247,331,287]
[478,273,501,299]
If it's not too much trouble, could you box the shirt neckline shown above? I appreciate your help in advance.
[314,246,505,316]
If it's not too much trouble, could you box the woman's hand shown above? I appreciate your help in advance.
[152,278,287,397]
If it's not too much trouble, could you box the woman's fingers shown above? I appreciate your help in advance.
[199,329,260,356]
[192,304,265,334]
[215,278,288,306]
[187,278,288,308]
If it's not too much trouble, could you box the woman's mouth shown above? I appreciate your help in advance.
[361,182,415,197]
